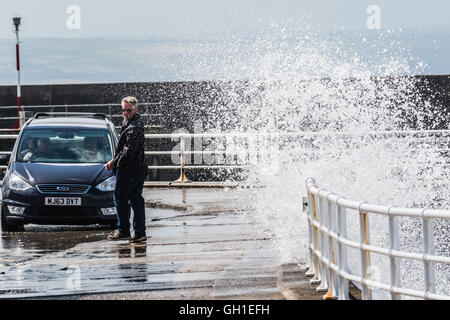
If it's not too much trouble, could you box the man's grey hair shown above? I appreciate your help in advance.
[121,96,138,107]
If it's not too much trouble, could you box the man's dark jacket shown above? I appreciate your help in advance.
[112,112,148,173]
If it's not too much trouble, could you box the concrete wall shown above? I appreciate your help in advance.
[0,80,251,181]
[1,76,449,181]
[1,76,449,130]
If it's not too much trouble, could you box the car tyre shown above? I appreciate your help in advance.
[1,207,25,232]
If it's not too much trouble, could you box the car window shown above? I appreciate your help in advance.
[16,128,113,163]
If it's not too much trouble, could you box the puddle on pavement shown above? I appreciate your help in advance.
[0,224,112,267]
[116,243,148,259]
[0,189,254,266]
[0,207,179,267]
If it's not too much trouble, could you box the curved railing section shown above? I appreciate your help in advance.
[304,177,450,300]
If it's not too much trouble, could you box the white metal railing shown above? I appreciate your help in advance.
[303,177,450,300]
[0,103,163,128]
[1,130,449,182]
[0,133,255,182]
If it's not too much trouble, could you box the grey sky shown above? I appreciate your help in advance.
[1,0,449,84]
[1,0,450,39]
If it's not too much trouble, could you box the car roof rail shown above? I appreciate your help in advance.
[33,112,108,120]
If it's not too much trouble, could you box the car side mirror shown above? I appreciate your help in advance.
[0,154,9,166]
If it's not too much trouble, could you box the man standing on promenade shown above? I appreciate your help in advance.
[105,96,148,243]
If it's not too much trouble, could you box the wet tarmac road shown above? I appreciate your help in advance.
[0,188,325,300]
[0,187,245,265]
[0,225,112,267]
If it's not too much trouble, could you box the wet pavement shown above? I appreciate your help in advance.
[0,187,326,300]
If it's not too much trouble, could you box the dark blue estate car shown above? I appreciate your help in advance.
[1,113,119,231]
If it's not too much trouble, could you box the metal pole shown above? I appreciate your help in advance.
[422,209,436,299]
[336,200,350,300]
[309,193,321,285]
[305,193,316,278]
[359,203,372,300]
[316,195,329,292]
[13,17,22,129]
[174,135,190,183]
[388,206,401,300]
[324,196,338,299]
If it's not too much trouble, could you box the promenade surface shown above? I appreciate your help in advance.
[0,187,356,300]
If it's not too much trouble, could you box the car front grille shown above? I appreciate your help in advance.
[36,184,91,194]
[32,207,97,217]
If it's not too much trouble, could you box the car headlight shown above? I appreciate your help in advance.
[95,175,116,192]
[8,205,25,215]
[9,173,33,192]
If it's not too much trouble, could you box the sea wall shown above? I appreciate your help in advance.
[1,76,449,181]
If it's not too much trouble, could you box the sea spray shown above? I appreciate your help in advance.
[182,26,449,296]
[137,24,449,296]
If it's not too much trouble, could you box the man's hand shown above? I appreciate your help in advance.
[105,159,114,171]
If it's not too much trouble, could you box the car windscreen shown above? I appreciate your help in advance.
[16,128,114,163]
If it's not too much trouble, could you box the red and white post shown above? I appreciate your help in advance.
[13,17,23,129]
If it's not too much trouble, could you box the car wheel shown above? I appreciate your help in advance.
[1,208,24,232]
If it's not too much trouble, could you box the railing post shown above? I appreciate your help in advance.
[316,193,329,292]
[323,194,338,299]
[19,109,26,128]
[358,202,372,300]
[305,191,316,278]
[174,134,190,183]
[422,209,436,299]
[309,193,321,285]
[335,199,350,300]
[388,206,401,300]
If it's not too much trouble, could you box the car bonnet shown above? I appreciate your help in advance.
[12,162,112,186]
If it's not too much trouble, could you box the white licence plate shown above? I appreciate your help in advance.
[45,197,82,206]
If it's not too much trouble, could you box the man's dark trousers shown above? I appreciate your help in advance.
[114,167,147,238]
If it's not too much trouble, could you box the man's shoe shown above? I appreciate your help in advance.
[107,230,131,241]
[129,235,147,243]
